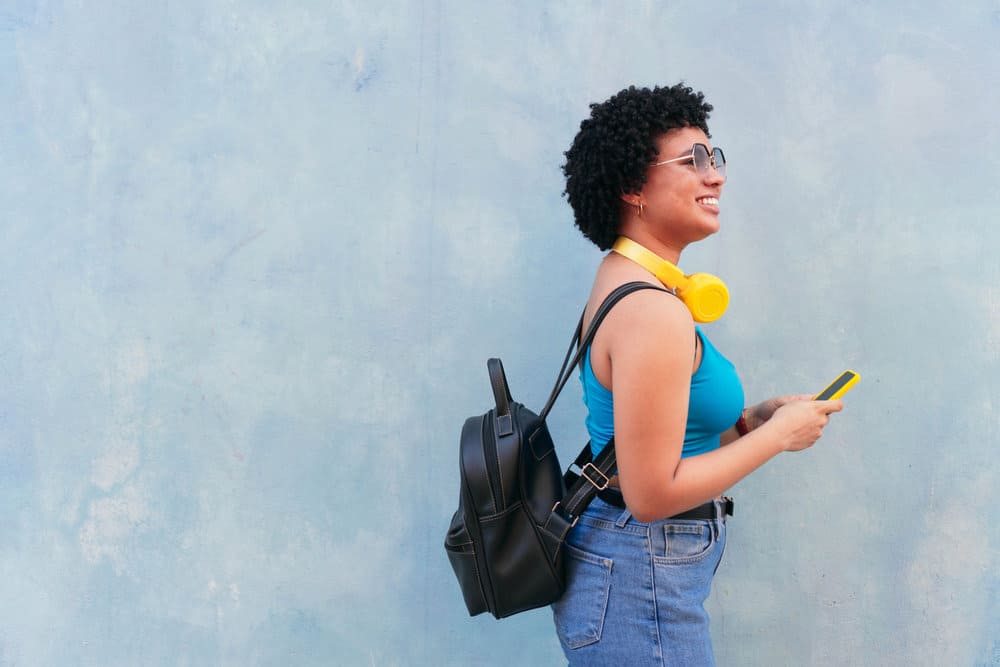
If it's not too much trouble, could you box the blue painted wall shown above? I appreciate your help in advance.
[2,2,997,665]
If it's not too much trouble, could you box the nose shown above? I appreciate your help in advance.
[703,165,725,186]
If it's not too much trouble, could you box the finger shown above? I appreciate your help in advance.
[816,399,844,414]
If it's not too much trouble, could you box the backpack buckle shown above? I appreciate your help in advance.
[580,463,610,491]
[551,502,579,528]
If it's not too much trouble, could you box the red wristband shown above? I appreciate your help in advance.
[735,411,750,436]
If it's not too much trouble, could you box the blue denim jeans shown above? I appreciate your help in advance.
[550,496,728,666]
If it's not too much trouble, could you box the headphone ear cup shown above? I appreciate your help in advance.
[677,273,729,323]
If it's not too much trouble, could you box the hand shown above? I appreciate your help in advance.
[744,394,814,431]
[764,397,843,452]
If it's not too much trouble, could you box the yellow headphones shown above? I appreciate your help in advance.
[611,236,729,323]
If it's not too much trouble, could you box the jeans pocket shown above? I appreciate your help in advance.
[551,542,612,649]
[655,522,714,564]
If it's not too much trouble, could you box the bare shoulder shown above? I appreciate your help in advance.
[601,286,694,354]
[587,271,695,388]
[585,261,688,330]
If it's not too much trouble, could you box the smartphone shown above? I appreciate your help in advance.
[814,370,860,400]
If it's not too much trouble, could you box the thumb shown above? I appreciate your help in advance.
[815,399,844,414]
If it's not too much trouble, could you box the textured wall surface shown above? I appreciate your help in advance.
[2,1,998,665]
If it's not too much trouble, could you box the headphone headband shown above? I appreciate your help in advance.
[610,236,729,323]
[611,237,685,289]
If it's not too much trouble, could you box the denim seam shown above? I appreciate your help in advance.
[562,541,612,568]
[712,521,727,577]
[577,514,646,535]
[646,526,665,667]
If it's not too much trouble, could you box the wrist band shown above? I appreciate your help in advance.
[735,411,750,436]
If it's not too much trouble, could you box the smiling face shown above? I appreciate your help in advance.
[624,126,726,257]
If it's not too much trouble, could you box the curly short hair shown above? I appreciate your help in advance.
[562,84,714,250]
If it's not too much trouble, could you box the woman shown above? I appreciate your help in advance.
[551,84,843,665]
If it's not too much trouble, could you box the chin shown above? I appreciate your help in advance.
[693,222,721,241]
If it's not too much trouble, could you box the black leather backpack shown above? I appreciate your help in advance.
[444,282,666,618]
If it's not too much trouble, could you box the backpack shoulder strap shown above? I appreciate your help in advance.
[541,281,669,535]
[539,281,669,420]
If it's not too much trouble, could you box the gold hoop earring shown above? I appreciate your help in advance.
[638,201,645,218]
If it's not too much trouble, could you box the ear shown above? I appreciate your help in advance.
[620,192,642,207]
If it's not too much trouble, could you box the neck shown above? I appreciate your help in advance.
[611,236,687,290]
[616,219,684,264]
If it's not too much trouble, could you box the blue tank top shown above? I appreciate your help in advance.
[582,327,744,458]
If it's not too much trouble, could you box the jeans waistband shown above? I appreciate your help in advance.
[595,490,734,521]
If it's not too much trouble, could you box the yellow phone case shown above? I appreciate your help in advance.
[814,370,860,400]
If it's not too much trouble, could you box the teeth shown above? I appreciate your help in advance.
[697,197,719,205]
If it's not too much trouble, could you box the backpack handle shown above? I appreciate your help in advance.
[487,358,514,437]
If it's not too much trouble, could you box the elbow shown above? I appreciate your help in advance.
[620,471,682,522]
[623,497,663,523]
[628,507,661,523]
[618,459,686,522]
[622,482,686,522]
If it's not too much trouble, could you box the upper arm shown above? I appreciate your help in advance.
[604,290,695,512]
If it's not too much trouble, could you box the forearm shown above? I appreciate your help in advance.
[625,424,785,521]
[719,425,741,446]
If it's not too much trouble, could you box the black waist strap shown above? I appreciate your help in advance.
[597,489,734,520]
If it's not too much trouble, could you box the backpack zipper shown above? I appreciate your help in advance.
[481,413,504,513]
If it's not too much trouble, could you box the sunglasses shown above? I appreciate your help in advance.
[652,143,726,178]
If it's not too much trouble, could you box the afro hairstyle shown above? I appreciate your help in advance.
[562,84,714,250]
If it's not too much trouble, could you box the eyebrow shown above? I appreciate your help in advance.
[665,146,696,160]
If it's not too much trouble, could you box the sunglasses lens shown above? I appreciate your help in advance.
[712,147,726,178]
[695,145,725,177]
[692,144,711,173]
